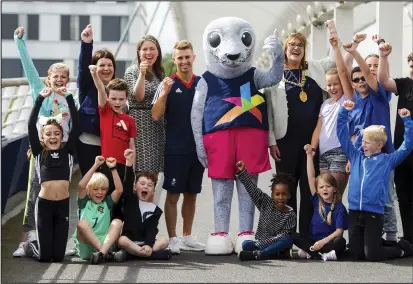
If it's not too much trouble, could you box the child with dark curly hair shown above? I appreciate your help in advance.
[235,161,297,261]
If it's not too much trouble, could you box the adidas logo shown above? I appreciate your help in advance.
[171,178,176,186]
[51,152,59,159]
[116,119,128,131]
[176,88,182,93]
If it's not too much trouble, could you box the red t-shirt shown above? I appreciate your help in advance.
[99,103,137,164]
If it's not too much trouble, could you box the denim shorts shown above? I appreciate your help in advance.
[319,147,347,174]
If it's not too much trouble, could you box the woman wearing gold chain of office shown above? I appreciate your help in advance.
[264,22,354,238]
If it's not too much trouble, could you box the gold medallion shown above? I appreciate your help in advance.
[299,91,308,102]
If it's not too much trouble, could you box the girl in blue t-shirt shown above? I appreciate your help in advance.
[291,144,349,261]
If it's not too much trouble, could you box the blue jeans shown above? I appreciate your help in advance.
[242,235,293,257]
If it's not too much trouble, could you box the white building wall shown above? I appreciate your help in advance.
[1,1,148,78]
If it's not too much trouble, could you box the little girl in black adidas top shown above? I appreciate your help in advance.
[291,144,349,261]
[236,161,297,261]
[25,87,79,262]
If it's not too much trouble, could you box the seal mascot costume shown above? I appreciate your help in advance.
[191,17,285,255]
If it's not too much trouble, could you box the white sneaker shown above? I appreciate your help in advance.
[205,232,234,255]
[297,249,311,259]
[168,237,181,255]
[321,250,337,261]
[180,235,205,251]
[13,242,27,257]
[13,230,36,257]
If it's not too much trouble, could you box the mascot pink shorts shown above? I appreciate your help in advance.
[203,127,270,179]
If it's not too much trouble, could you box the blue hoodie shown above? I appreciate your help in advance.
[337,107,413,214]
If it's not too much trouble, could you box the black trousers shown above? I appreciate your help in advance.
[275,139,319,237]
[292,232,346,258]
[33,197,70,262]
[348,210,402,261]
[76,138,101,177]
[394,162,413,243]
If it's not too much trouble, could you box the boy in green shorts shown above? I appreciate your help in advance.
[73,152,127,264]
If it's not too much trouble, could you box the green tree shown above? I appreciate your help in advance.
[162,53,176,76]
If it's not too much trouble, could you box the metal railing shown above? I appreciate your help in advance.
[1,77,80,145]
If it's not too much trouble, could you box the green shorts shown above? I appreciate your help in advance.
[74,234,106,260]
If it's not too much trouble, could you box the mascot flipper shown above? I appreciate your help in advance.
[191,17,284,255]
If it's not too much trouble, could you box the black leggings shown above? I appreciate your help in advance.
[292,232,346,258]
[32,197,70,262]
[348,210,402,261]
[76,138,101,177]
[394,162,413,243]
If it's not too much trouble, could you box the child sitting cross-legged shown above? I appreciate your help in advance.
[291,144,348,261]
[73,155,124,264]
[235,161,297,261]
[113,150,172,262]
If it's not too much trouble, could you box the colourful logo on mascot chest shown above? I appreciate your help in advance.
[215,82,265,126]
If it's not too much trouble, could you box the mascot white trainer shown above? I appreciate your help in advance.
[191,17,284,255]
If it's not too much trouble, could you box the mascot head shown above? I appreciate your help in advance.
[203,17,256,79]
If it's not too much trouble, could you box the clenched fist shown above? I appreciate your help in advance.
[81,24,93,43]
[106,157,117,168]
[15,27,24,39]
[343,100,355,111]
[95,156,105,166]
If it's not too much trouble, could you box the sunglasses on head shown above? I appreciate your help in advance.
[352,76,366,83]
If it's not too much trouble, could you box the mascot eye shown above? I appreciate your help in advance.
[208,33,221,48]
[241,32,252,47]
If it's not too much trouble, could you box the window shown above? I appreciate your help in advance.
[101,16,128,42]
[115,61,127,78]
[1,59,23,78]
[27,15,39,40]
[2,14,18,40]
[32,59,64,77]
[61,15,90,41]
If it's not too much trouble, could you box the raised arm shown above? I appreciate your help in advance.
[330,33,354,99]
[106,158,123,203]
[388,109,413,169]
[253,29,284,89]
[191,77,208,168]
[89,65,107,108]
[78,24,94,92]
[123,149,136,199]
[342,35,378,92]
[337,101,358,160]
[236,161,272,211]
[14,27,46,101]
[151,77,173,121]
[378,43,398,94]
[304,145,317,196]
[78,156,105,199]
[28,90,50,156]
[132,62,148,102]
[62,90,80,153]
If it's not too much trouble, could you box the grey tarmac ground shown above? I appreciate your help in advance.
[1,160,412,283]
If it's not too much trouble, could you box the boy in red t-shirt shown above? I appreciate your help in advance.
[89,65,137,220]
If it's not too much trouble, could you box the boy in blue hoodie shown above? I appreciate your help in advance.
[337,100,413,261]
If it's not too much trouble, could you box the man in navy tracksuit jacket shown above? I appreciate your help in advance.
[337,102,413,261]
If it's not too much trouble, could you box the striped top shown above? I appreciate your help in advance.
[237,170,297,249]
